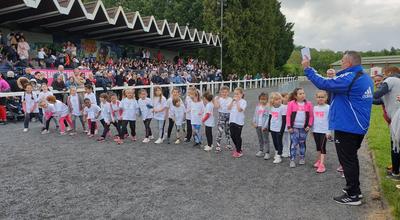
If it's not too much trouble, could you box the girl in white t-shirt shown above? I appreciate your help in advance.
[313,91,331,173]
[166,87,181,144]
[171,97,185,144]
[83,97,102,137]
[67,86,86,135]
[38,100,55,134]
[119,89,139,143]
[228,87,247,158]
[152,86,167,144]
[190,89,204,146]
[214,86,232,151]
[47,95,73,135]
[110,93,123,144]
[268,92,286,164]
[38,84,54,129]
[202,92,215,152]
[184,87,196,142]
[98,93,114,142]
[84,84,97,133]
[281,92,290,158]
[138,89,154,143]
[22,84,39,132]
[252,92,270,159]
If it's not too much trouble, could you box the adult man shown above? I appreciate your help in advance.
[53,65,68,83]
[302,51,373,206]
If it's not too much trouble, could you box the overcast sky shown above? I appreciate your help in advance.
[280,0,400,51]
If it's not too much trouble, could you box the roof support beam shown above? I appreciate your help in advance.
[107,32,159,41]
[66,21,110,31]
[41,17,87,28]
[0,3,26,15]
[86,26,128,35]
[14,11,60,23]
[93,29,144,40]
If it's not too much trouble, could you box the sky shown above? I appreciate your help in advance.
[279,0,400,52]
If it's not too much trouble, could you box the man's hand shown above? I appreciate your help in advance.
[301,56,310,69]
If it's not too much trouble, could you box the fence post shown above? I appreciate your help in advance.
[244,79,247,90]
[211,81,215,95]
[229,80,233,92]
[150,82,154,100]
[200,81,203,96]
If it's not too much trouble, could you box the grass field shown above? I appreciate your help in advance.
[367,106,400,219]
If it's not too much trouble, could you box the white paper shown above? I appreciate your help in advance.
[301,47,311,60]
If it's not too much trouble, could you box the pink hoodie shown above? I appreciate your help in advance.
[286,100,314,129]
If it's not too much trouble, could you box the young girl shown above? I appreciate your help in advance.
[214,86,233,151]
[98,93,116,142]
[83,98,102,138]
[152,86,167,144]
[228,87,247,158]
[190,89,204,147]
[67,86,86,135]
[313,91,331,173]
[47,95,74,135]
[184,87,196,142]
[166,87,182,144]
[138,89,153,143]
[252,92,270,159]
[84,84,97,133]
[268,92,287,164]
[110,93,123,144]
[39,100,55,134]
[286,88,314,168]
[170,97,185,144]
[119,89,139,143]
[281,92,290,158]
[202,91,215,152]
[38,84,54,129]
[22,83,39,132]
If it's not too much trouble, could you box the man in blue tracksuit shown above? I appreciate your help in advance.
[302,51,373,206]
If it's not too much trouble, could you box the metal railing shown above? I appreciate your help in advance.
[0,76,297,99]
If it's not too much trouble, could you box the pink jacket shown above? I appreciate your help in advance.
[286,100,314,129]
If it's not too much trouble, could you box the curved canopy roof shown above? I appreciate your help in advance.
[0,0,221,50]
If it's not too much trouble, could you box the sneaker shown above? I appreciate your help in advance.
[396,185,400,189]
[299,159,305,165]
[290,160,296,168]
[184,138,191,143]
[255,151,264,157]
[66,127,72,132]
[113,136,120,142]
[60,132,66,135]
[204,145,213,152]
[41,129,49,135]
[69,132,77,136]
[337,165,344,172]
[193,142,200,147]
[342,187,363,199]
[97,137,105,142]
[142,138,150,143]
[23,128,28,132]
[314,160,321,168]
[282,153,289,158]
[87,132,92,136]
[94,129,98,135]
[167,138,171,144]
[215,146,222,152]
[387,173,400,181]
[88,134,94,138]
[333,194,362,206]
[232,151,243,158]
[83,129,89,133]
[316,163,326,173]
[155,138,163,144]
[116,139,123,145]
[341,172,345,178]
[149,135,155,140]
[226,145,233,150]
[175,139,181,144]
[273,155,282,164]
[264,153,271,160]
[130,136,137,141]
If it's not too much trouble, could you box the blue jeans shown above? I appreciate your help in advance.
[192,124,202,144]
[290,128,308,160]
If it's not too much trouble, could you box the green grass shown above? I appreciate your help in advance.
[367,106,400,218]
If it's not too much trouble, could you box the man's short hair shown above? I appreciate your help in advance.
[344,51,362,66]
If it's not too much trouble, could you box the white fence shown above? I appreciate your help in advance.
[0,76,297,99]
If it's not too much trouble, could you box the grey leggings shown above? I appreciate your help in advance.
[256,126,270,153]
[72,115,86,131]
[155,119,165,139]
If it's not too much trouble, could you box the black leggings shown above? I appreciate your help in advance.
[205,126,213,146]
[186,119,192,140]
[313,132,327,154]
[144,118,152,138]
[45,116,54,130]
[391,140,400,175]
[120,120,136,139]
[230,123,243,153]
[270,131,283,155]
[90,121,97,135]
[167,118,175,139]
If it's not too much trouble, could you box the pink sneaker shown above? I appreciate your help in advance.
[232,151,243,158]
[313,160,321,168]
[337,165,343,172]
[316,163,326,173]
[130,136,137,141]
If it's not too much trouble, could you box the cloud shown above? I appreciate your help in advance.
[280,0,400,51]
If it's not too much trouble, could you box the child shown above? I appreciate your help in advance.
[313,90,331,173]
[97,93,114,142]
[286,88,314,168]
[152,86,167,144]
[214,86,233,151]
[84,84,97,133]
[119,89,139,144]
[138,89,153,143]
[281,92,290,158]
[166,87,182,144]
[268,92,287,164]
[38,100,55,134]
[253,92,270,159]
[83,98,102,138]
[202,91,215,151]
[184,87,196,142]
[47,95,74,135]
[22,83,39,132]
[38,84,53,129]
[228,87,247,158]
[190,89,204,146]
[110,93,123,143]
[67,86,86,135]
[170,97,185,144]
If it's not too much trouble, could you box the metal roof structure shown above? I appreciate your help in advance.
[0,0,221,50]
[331,55,400,66]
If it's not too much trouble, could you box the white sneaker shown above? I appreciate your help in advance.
[282,153,289,158]
[23,128,28,132]
[66,127,72,132]
[175,139,181,144]
[155,138,163,144]
[94,129,98,135]
[255,151,264,157]
[204,145,213,152]
[41,129,49,135]
[264,153,271,160]
[273,155,282,164]
[149,135,155,140]
[142,138,150,143]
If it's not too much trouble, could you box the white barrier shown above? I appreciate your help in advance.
[0,76,297,99]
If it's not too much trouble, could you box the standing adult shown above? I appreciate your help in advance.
[53,65,68,83]
[302,51,373,206]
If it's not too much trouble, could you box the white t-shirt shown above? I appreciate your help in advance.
[171,104,185,126]
[38,91,53,102]
[101,102,113,123]
[69,94,81,116]
[229,99,247,126]
[54,100,70,117]
[153,96,167,120]
[185,96,192,120]
[110,101,121,120]
[120,98,139,121]
[138,97,153,120]
[38,51,46,59]
[23,92,39,113]
[43,103,56,114]
[253,104,269,127]
[84,92,97,105]
[294,102,306,128]
[313,104,330,134]
[203,102,215,127]
[270,105,286,132]
[282,104,288,132]
[191,101,204,125]
[84,104,101,121]
[167,97,183,119]
[216,96,232,114]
